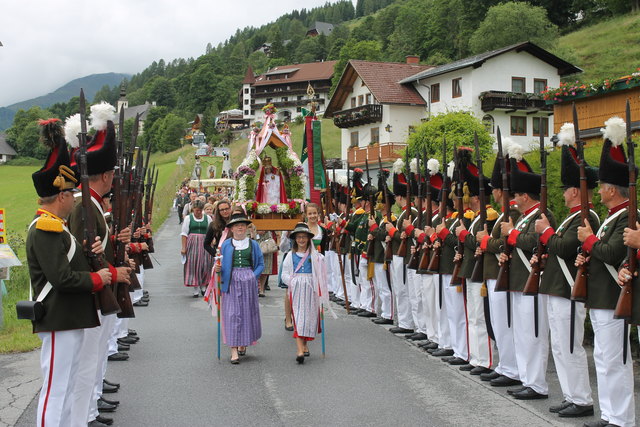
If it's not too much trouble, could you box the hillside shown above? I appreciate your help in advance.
[557,13,640,83]
[0,72,130,130]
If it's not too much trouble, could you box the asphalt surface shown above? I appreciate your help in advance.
[13,216,640,426]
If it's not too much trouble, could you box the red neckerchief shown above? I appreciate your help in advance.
[523,202,541,216]
[445,212,453,219]
[608,200,629,216]
[402,204,414,211]
[569,203,594,214]
[432,209,440,216]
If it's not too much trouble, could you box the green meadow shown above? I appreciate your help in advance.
[0,145,195,353]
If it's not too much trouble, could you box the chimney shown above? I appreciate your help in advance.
[406,55,420,64]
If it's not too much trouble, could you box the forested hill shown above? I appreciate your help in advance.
[5,0,638,158]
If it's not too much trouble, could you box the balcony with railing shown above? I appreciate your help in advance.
[332,104,383,129]
[348,142,406,167]
[251,98,326,110]
[253,84,332,98]
[480,91,552,113]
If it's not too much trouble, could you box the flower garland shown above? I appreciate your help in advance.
[274,146,307,201]
[542,69,640,102]
[243,199,303,215]
[234,149,259,203]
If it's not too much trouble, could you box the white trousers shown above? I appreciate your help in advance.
[334,252,346,300]
[442,275,468,360]
[132,268,144,303]
[69,317,102,426]
[590,309,635,427]
[486,279,518,380]
[347,254,360,309]
[407,269,427,334]
[37,329,85,427]
[88,313,117,422]
[466,280,492,368]
[420,273,439,342]
[373,263,393,319]
[435,274,451,349]
[391,256,414,329]
[512,292,549,394]
[547,295,592,406]
[358,258,376,313]
[325,250,339,295]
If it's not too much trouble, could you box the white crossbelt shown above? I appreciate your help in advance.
[595,208,627,282]
[514,208,539,273]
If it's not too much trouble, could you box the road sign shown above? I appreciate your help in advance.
[176,156,185,165]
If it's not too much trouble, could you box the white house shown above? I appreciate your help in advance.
[240,61,337,124]
[324,57,432,168]
[400,42,582,148]
[116,86,156,134]
[0,133,16,164]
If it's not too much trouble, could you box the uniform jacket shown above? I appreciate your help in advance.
[387,206,418,262]
[26,211,100,333]
[345,208,368,255]
[507,204,556,292]
[481,208,520,281]
[539,208,600,298]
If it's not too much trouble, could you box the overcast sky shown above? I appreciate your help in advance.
[0,0,345,107]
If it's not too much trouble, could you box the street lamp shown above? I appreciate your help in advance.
[385,124,392,133]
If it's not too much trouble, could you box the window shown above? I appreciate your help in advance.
[532,117,549,137]
[281,97,288,102]
[510,116,527,135]
[244,88,249,94]
[482,115,495,134]
[366,93,372,104]
[534,79,547,94]
[250,110,255,115]
[431,84,440,103]
[350,131,359,148]
[244,99,249,105]
[244,110,249,115]
[266,98,272,103]
[297,95,303,101]
[408,126,416,135]
[512,77,526,93]
[351,97,356,108]
[358,95,364,106]
[371,127,380,144]
[452,78,462,98]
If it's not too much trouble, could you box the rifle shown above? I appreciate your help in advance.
[495,127,512,293]
[397,148,412,258]
[77,90,121,316]
[365,158,376,263]
[328,168,338,252]
[523,128,548,297]
[451,143,464,285]
[409,154,423,270]
[338,161,351,254]
[111,107,135,318]
[427,137,448,273]
[417,148,432,273]
[614,100,635,365]
[379,156,394,262]
[571,103,590,304]
[471,132,487,282]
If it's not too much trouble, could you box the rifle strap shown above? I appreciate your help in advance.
[555,210,590,287]
[75,192,109,250]
[596,208,628,282]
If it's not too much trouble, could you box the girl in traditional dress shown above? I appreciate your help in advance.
[181,200,213,297]
[304,203,330,253]
[281,222,331,364]
[203,199,232,258]
[216,213,264,364]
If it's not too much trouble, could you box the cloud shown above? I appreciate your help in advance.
[0,0,341,106]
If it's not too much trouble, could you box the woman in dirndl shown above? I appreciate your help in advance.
[216,213,264,364]
[280,222,331,364]
[181,200,213,297]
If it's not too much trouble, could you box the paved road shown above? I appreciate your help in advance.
[13,216,640,426]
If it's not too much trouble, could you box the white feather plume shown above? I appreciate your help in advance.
[337,175,348,187]
[601,116,626,146]
[393,158,404,174]
[427,158,440,175]
[506,141,524,161]
[446,160,455,179]
[410,158,418,173]
[89,102,116,131]
[557,123,575,146]
[64,114,82,148]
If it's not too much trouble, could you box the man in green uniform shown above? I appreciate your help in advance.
[26,119,111,427]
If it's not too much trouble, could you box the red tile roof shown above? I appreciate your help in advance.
[325,60,433,116]
[252,60,337,87]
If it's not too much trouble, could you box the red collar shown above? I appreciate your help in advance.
[445,212,453,219]
[523,202,541,216]
[501,200,517,213]
[78,184,103,204]
[432,209,440,216]
[569,203,594,214]
[402,204,414,211]
[608,200,629,216]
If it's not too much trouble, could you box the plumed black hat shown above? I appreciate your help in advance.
[32,119,78,197]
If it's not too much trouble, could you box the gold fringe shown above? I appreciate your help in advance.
[367,262,375,280]
[480,283,488,297]
[456,285,463,293]
[462,182,470,205]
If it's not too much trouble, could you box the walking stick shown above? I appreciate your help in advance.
[216,258,222,361]
[321,304,326,358]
